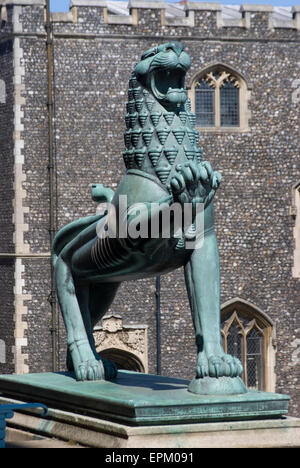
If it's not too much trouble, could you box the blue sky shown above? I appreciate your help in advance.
[50,0,300,12]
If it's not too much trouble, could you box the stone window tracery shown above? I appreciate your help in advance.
[221,299,276,391]
[189,65,251,132]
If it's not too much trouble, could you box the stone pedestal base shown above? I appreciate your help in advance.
[0,396,299,448]
[0,371,290,425]
[0,371,297,448]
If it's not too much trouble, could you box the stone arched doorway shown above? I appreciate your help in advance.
[93,315,148,374]
[99,348,145,373]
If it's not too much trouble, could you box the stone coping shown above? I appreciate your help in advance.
[0,0,45,5]
[241,4,274,12]
[128,1,166,9]
[70,0,107,6]
[185,2,222,11]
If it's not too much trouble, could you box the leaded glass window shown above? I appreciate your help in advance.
[246,327,263,390]
[193,68,242,130]
[220,80,239,126]
[226,321,242,362]
[221,310,268,391]
[195,80,215,127]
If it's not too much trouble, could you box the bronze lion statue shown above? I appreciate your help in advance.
[52,42,245,394]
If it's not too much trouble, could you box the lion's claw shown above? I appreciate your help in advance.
[197,365,207,378]
[170,173,185,193]
[212,171,222,189]
[208,356,224,378]
[233,357,243,377]
[221,356,234,377]
[196,353,208,378]
[214,363,221,378]
[198,164,209,183]
[170,177,182,194]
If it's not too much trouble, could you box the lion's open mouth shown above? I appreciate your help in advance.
[151,66,187,105]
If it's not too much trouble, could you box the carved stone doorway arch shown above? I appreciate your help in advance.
[93,315,148,373]
[100,348,145,372]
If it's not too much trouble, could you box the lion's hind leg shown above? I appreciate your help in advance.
[88,282,121,379]
[55,255,106,381]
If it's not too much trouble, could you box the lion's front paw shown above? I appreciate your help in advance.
[75,357,118,382]
[196,350,244,379]
[170,161,221,208]
[207,354,243,378]
[76,358,106,381]
[170,161,199,204]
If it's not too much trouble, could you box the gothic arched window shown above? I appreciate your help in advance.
[189,65,251,132]
[221,299,275,392]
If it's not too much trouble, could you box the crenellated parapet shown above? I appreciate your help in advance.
[0,0,299,37]
[0,0,46,36]
[70,1,300,32]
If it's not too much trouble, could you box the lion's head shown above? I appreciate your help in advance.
[134,42,191,110]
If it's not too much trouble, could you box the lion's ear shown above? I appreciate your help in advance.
[141,46,158,60]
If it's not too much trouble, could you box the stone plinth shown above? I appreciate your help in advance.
[0,371,298,448]
[0,396,299,448]
[0,370,290,424]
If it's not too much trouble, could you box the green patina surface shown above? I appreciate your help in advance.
[0,371,290,426]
